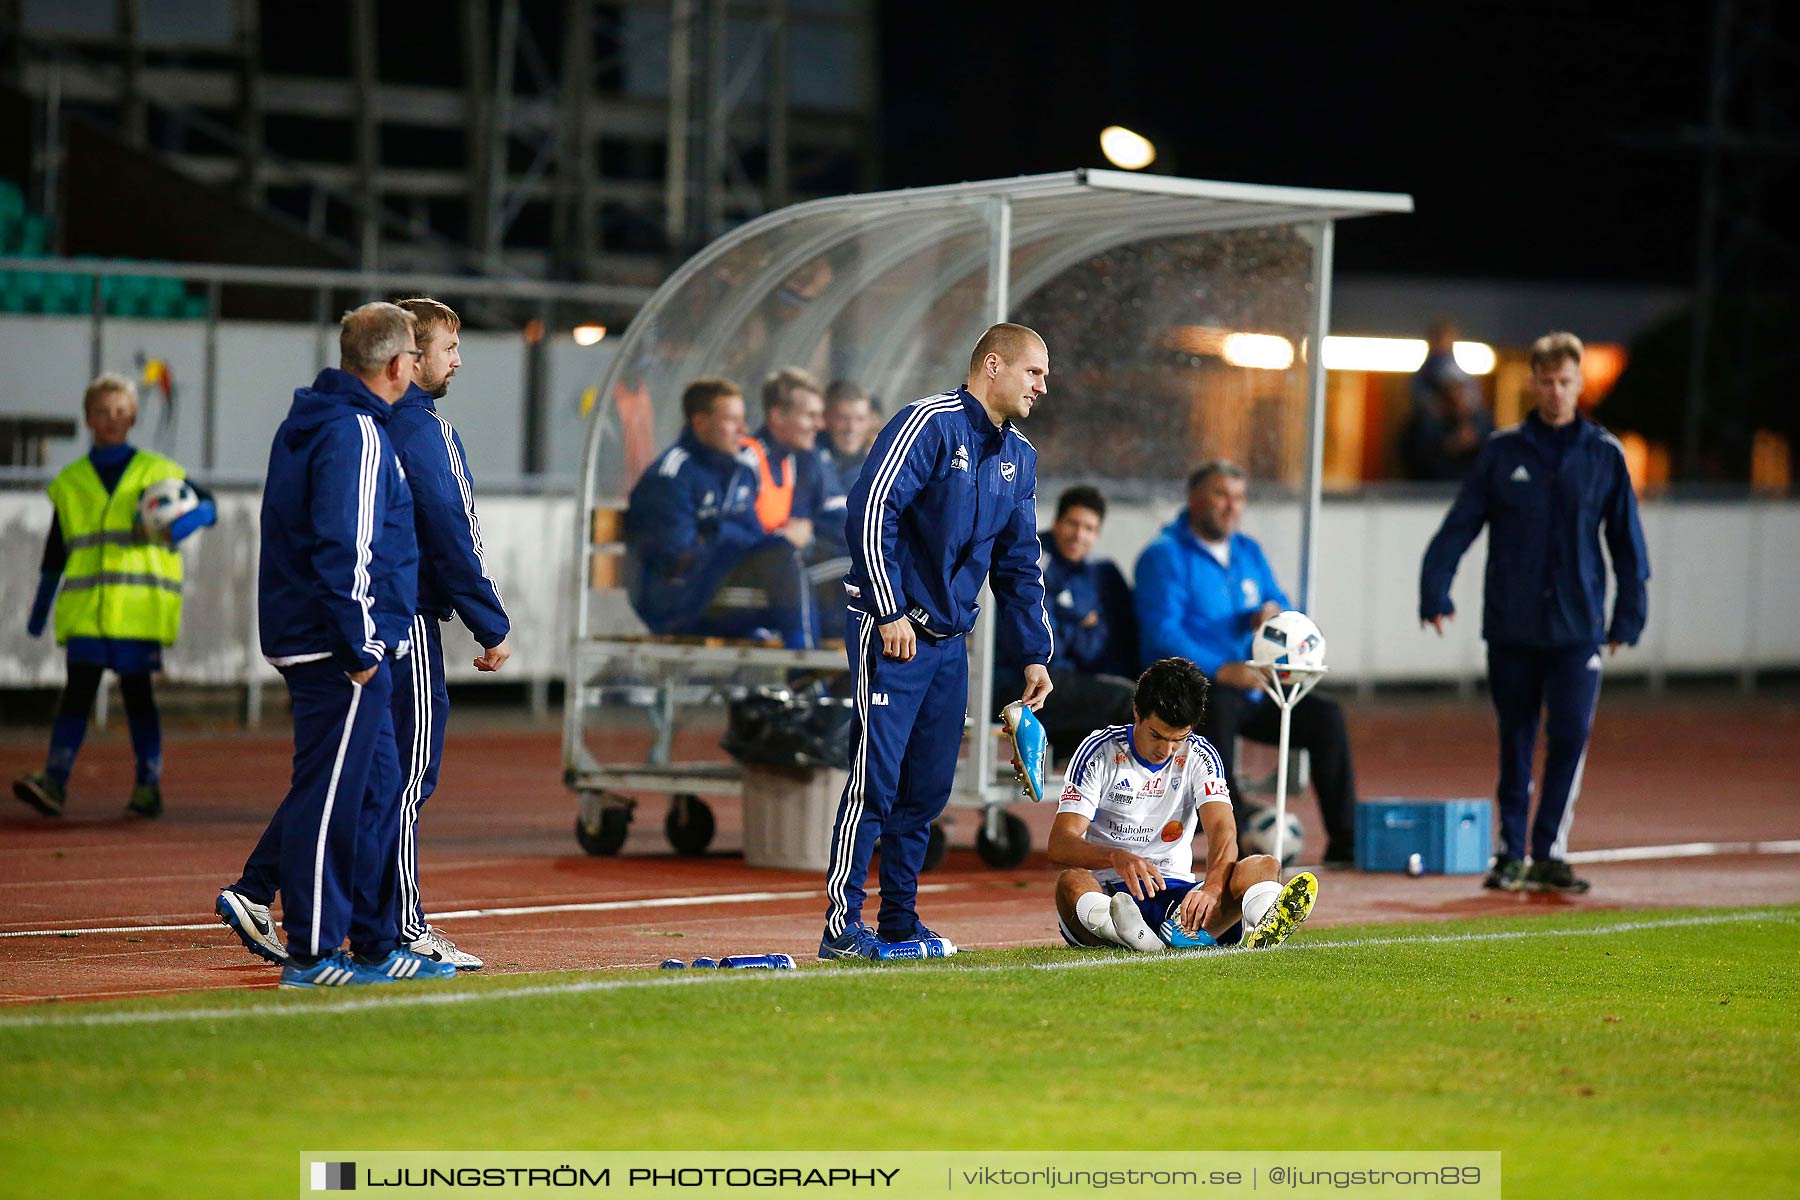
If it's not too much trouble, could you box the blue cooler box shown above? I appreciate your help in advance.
[1355,799,1491,874]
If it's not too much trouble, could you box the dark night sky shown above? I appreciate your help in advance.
[877,2,1718,286]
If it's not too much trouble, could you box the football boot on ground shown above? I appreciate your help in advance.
[13,772,65,818]
[1525,857,1591,894]
[1242,872,1319,950]
[408,926,484,971]
[216,889,287,964]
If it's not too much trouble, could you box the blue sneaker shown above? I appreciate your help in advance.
[354,947,459,981]
[279,950,380,989]
[818,921,884,961]
[1157,916,1218,949]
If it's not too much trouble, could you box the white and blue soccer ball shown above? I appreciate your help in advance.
[138,478,198,538]
[1251,610,1326,676]
[1240,804,1305,868]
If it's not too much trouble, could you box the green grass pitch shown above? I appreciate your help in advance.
[2,907,1795,1199]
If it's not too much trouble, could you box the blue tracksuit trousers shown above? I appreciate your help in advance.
[391,614,449,943]
[823,612,967,939]
[239,660,402,961]
[1487,642,1604,862]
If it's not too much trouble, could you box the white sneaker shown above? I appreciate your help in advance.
[408,926,484,971]
[1108,893,1162,952]
[216,888,287,964]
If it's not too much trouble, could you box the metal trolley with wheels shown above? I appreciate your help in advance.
[564,636,847,857]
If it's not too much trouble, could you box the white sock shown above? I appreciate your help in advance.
[1242,880,1282,929]
[1108,892,1162,952]
[1074,891,1121,945]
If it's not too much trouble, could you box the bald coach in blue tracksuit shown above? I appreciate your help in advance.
[1420,331,1649,896]
[819,324,1055,960]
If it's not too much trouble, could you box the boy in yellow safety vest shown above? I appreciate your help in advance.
[13,373,215,818]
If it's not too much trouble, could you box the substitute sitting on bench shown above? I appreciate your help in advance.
[625,377,813,647]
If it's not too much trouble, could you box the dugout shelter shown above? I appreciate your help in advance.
[566,168,1412,862]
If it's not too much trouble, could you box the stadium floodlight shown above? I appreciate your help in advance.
[1451,341,1497,375]
[1099,126,1156,171]
[573,324,608,346]
[1221,332,1295,370]
[1320,336,1497,375]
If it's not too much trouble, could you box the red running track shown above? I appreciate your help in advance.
[2,691,1796,1004]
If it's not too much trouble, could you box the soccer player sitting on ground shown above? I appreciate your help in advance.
[1049,657,1318,952]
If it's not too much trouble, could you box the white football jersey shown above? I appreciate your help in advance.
[1056,724,1232,884]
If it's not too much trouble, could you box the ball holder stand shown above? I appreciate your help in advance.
[1247,661,1329,872]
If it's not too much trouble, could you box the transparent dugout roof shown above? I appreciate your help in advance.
[579,168,1413,511]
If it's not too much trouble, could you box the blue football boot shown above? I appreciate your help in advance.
[1001,702,1049,804]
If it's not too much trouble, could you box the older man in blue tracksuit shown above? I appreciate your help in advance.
[226,303,455,988]
[820,323,1055,960]
[381,298,511,972]
[1135,459,1360,865]
[1421,331,1648,895]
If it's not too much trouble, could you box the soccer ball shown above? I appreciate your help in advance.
[138,478,198,538]
[1240,803,1305,868]
[1251,609,1326,678]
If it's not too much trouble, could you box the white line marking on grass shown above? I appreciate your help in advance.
[1028,909,1794,973]
[0,909,1787,1030]
[0,884,957,940]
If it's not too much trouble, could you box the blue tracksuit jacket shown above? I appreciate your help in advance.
[259,369,417,671]
[843,387,1052,662]
[625,429,765,629]
[813,445,864,558]
[386,385,510,648]
[1420,412,1650,647]
[998,533,1135,676]
[1134,515,1289,681]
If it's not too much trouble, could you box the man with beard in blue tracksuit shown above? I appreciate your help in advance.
[1420,330,1649,895]
[379,297,511,972]
[819,323,1055,960]
[220,303,455,988]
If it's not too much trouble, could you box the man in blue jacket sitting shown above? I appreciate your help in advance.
[1420,331,1649,895]
[996,484,1136,759]
[625,378,811,647]
[1134,460,1358,867]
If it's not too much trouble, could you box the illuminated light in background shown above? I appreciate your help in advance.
[1579,343,1627,400]
[573,324,608,346]
[1322,336,1427,373]
[1451,341,1497,375]
[1099,126,1156,171]
[1166,327,1497,375]
[1221,332,1295,370]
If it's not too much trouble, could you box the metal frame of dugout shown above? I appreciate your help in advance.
[563,168,1411,862]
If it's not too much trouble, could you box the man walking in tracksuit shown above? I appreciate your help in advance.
[820,323,1055,960]
[224,303,455,988]
[1420,331,1649,895]
[381,297,511,971]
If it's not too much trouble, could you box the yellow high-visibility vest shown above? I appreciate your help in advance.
[46,450,187,645]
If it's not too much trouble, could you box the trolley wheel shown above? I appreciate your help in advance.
[665,793,716,856]
[922,822,949,873]
[575,798,633,856]
[975,810,1031,869]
